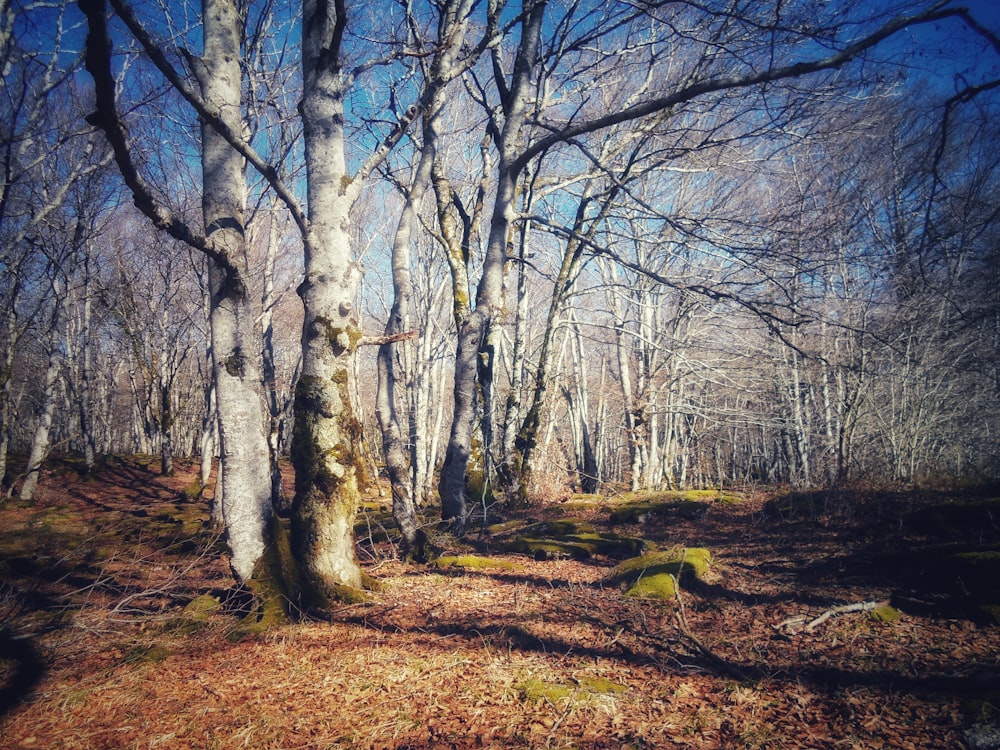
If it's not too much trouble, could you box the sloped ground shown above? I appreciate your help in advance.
[1,458,999,749]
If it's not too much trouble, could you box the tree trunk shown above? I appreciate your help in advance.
[439,0,547,531]
[20,278,67,502]
[261,199,286,512]
[198,0,272,583]
[292,0,366,600]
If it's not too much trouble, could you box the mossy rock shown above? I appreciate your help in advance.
[623,572,679,599]
[433,555,523,572]
[484,519,530,537]
[506,530,649,561]
[885,544,1000,622]
[517,678,574,703]
[869,605,901,623]
[558,532,649,558]
[609,547,713,600]
[507,537,594,560]
[519,519,596,537]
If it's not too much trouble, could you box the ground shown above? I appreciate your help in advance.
[1,457,999,749]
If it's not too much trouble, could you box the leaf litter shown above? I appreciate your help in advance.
[1,459,998,748]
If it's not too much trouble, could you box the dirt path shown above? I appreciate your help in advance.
[1,459,998,748]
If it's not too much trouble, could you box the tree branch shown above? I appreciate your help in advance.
[106,0,309,240]
[79,0,227,267]
[513,4,973,173]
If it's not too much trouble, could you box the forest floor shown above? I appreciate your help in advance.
[1,457,1000,749]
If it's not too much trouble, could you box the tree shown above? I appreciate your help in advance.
[437,0,1000,513]
[82,0,273,582]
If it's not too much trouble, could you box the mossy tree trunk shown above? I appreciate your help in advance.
[438,0,547,531]
[292,0,367,601]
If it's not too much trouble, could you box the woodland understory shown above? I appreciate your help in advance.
[2,456,999,749]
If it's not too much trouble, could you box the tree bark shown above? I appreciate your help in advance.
[198,0,272,583]
[19,277,67,502]
[292,0,366,599]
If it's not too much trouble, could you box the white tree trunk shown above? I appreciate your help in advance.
[199,0,272,582]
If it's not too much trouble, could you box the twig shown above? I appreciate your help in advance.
[777,600,888,634]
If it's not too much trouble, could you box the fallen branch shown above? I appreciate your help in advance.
[777,600,888,634]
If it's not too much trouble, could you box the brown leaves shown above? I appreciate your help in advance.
[1,463,997,748]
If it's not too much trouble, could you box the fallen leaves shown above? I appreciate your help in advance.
[1,461,998,748]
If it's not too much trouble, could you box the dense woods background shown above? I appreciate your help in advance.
[2,0,999,590]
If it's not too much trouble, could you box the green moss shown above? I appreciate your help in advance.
[609,499,710,524]
[517,678,574,703]
[609,547,713,600]
[181,477,204,500]
[484,519,529,536]
[327,583,373,605]
[123,644,172,664]
[563,532,649,558]
[165,593,221,633]
[520,519,596,536]
[870,605,900,623]
[516,675,628,704]
[623,573,677,599]
[433,555,523,571]
[507,537,593,560]
[577,676,628,694]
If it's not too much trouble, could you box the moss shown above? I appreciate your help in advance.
[609,499,709,524]
[484,519,529,536]
[577,676,628,694]
[326,583,374,605]
[433,555,523,571]
[519,519,596,536]
[609,547,713,600]
[226,518,298,640]
[507,537,593,560]
[180,478,204,500]
[516,675,628,704]
[222,348,247,377]
[563,532,649,558]
[517,678,574,703]
[870,605,901,623]
[962,690,1000,722]
[623,573,677,599]
[123,644,172,665]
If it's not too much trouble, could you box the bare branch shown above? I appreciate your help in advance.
[514,4,975,172]
[80,0,226,266]
[106,0,309,239]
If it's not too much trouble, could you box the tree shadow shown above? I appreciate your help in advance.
[0,629,45,718]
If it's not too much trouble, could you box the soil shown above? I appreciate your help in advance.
[1,457,999,749]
